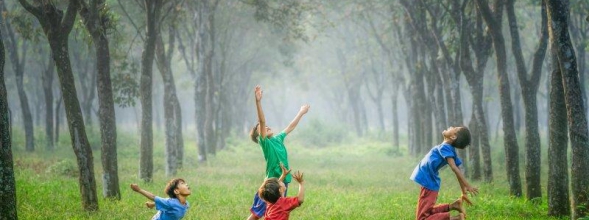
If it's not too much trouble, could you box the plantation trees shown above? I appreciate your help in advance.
[475,0,522,197]
[0,20,18,220]
[506,0,548,200]
[78,0,120,199]
[18,0,99,211]
[546,0,589,218]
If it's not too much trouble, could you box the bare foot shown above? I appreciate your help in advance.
[451,199,465,214]
[450,213,465,220]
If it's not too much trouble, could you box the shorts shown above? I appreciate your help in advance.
[250,182,289,218]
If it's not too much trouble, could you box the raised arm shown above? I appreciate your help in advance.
[447,157,478,205]
[284,104,310,134]
[292,171,305,205]
[255,86,267,139]
[278,162,291,183]
[130,184,155,201]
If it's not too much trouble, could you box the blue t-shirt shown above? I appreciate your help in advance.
[152,196,189,220]
[410,142,462,191]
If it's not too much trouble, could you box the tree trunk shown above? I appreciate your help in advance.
[1,13,34,152]
[18,0,99,210]
[546,0,589,217]
[0,24,18,220]
[78,0,121,199]
[468,111,482,181]
[547,51,570,217]
[391,90,399,152]
[475,0,522,197]
[139,0,162,182]
[155,27,182,176]
[506,0,548,201]
[42,58,55,151]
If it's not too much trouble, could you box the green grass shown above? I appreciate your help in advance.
[10,129,568,220]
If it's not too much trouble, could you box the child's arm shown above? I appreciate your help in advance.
[292,171,305,205]
[447,157,478,204]
[130,184,156,201]
[255,86,267,139]
[283,104,310,134]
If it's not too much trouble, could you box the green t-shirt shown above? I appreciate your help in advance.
[259,131,291,183]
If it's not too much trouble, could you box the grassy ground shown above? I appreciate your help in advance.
[11,129,567,220]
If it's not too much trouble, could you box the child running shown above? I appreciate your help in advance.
[131,178,191,220]
[410,126,478,220]
[258,163,305,220]
[248,85,310,220]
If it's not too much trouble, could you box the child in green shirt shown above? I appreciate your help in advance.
[247,85,309,220]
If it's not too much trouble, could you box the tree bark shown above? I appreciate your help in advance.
[546,0,589,217]
[475,0,522,196]
[42,57,55,151]
[78,0,121,199]
[0,22,18,220]
[547,49,570,217]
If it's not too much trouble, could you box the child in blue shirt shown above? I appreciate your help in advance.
[410,126,478,220]
[131,178,191,220]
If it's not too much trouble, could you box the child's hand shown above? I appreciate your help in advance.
[461,194,473,206]
[299,104,310,114]
[293,171,304,183]
[465,185,479,196]
[130,184,141,192]
[145,202,155,209]
[280,163,291,176]
[255,86,263,101]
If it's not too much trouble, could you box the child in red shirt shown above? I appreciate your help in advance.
[258,164,305,220]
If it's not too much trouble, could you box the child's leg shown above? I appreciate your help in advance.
[249,192,266,219]
[416,187,443,220]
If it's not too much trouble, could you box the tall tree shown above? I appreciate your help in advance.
[78,0,120,199]
[0,20,18,220]
[546,0,589,217]
[139,0,162,181]
[195,0,220,160]
[0,2,34,152]
[18,0,99,210]
[547,48,570,217]
[41,49,55,151]
[155,14,184,176]
[506,0,548,200]
[475,0,522,196]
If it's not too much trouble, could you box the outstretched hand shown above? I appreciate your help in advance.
[299,104,310,114]
[130,184,141,192]
[255,86,263,101]
[280,162,291,176]
[461,186,478,206]
[292,171,304,184]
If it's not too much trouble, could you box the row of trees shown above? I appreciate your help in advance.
[1,0,588,219]
[1,0,308,218]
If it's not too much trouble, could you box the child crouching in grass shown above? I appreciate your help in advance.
[410,126,478,220]
[131,178,191,220]
[258,163,305,220]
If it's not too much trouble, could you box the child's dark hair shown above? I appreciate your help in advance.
[250,123,260,143]
[258,178,281,204]
[164,178,185,198]
[453,127,471,149]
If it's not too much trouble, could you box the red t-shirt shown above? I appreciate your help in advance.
[264,197,300,220]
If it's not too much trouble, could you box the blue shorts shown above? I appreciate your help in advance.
[250,183,289,218]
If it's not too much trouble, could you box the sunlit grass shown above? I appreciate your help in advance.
[10,128,567,220]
